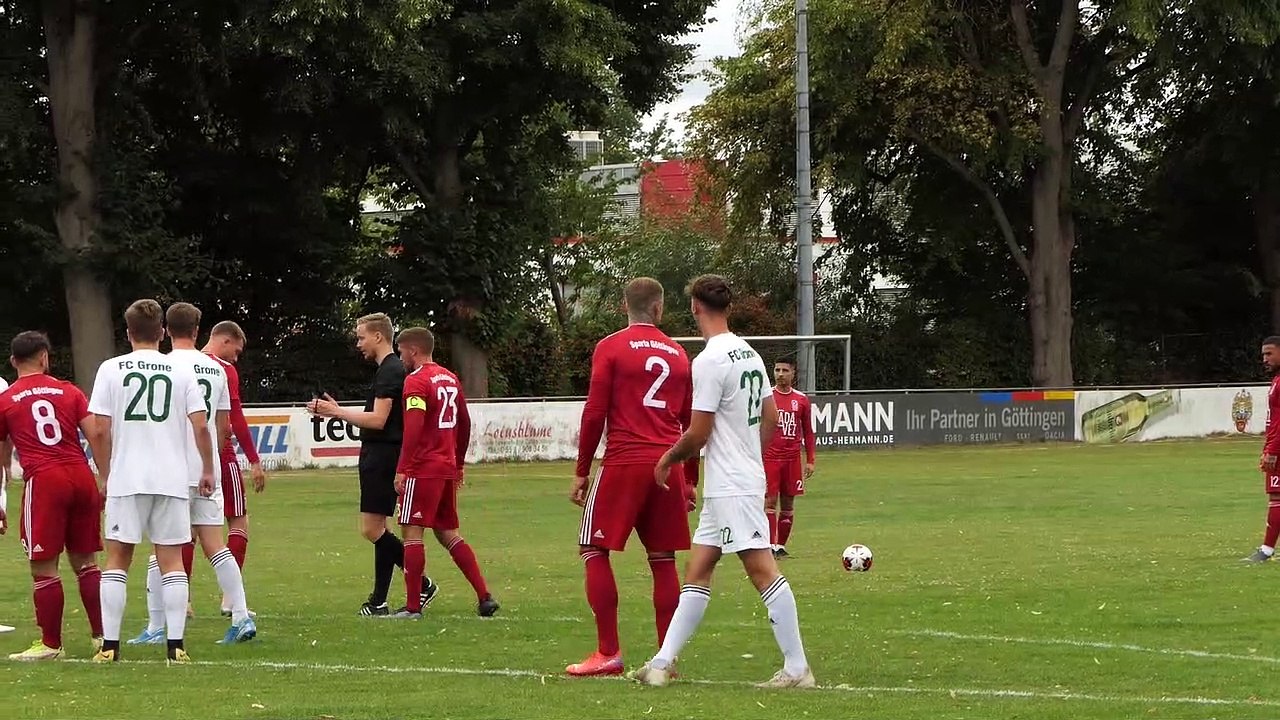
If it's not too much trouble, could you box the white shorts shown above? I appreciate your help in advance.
[189,486,224,527]
[692,496,771,554]
[104,494,191,546]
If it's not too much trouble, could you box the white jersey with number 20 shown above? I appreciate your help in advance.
[691,332,772,498]
[88,349,206,499]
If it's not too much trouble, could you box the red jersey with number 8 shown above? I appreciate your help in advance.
[576,324,692,477]
[396,363,471,479]
[0,374,91,476]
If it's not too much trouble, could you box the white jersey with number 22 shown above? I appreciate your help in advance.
[88,349,206,499]
[691,332,772,498]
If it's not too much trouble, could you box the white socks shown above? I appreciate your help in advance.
[145,557,165,633]
[161,572,189,642]
[100,569,128,643]
[210,548,249,623]
[652,584,711,669]
[761,575,808,676]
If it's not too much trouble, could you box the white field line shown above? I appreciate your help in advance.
[60,658,1280,708]
[895,629,1280,665]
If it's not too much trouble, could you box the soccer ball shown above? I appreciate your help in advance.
[841,544,873,572]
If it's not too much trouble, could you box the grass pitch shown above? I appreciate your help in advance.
[2,439,1277,719]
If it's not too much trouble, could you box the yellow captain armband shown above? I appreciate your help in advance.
[406,395,427,412]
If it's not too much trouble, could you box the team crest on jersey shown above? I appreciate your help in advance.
[1232,390,1253,433]
[791,399,798,411]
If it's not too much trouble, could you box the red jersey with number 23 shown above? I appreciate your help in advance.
[0,374,91,477]
[397,363,471,479]
[576,324,692,477]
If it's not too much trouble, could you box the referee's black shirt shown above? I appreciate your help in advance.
[362,353,405,445]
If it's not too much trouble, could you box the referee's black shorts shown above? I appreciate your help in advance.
[358,443,400,516]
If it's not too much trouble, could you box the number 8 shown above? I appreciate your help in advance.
[31,400,63,447]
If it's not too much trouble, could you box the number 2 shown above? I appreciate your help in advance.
[31,400,63,446]
[642,356,670,409]
[123,372,173,422]
[739,370,764,425]
[437,386,459,429]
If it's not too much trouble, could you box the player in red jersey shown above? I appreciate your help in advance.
[389,327,498,619]
[0,331,109,660]
[764,359,815,559]
[202,321,267,582]
[566,277,697,678]
[1246,336,1280,562]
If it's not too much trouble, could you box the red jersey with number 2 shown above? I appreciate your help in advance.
[576,324,692,477]
[765,388,816,463]
[397,363,471,479]
[0,374,91,477]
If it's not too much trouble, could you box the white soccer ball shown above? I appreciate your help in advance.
[841,544,873,572]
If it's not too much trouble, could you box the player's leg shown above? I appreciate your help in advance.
[223,460,250,568]
[764,460,782,551]
[636,542,720,685]
[432,478,496,616]
[359,449,404,615]
[1245,476,1280,560]
[65,466,103,647]
[729,498,812,688]
[390,476,431,619]
[776,494,796,556]
[97,495,141,662]
[10,472,69,661]
[636,464,691,651]
[128,553,167,645]
[150,495,195,662]
[194,519,256,643]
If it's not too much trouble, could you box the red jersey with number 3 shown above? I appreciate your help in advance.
[576,324,692,477]
[396,363,471,479]
[0,374,91,477]
[765,388,816,463]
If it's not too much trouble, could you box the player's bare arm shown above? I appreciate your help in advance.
[189,410,217,497]
[759,395,779,451]
[655,411,715,489]
[216,409,231,461]
[309,393,393,431]
[572,348,612,506]
[87,414,113,493]
[455,395,472,489]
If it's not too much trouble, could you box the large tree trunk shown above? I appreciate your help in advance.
[433,143,490,398]
[1253,175,1280,333]
[43,0,114,392]
[1027,125,1075,388]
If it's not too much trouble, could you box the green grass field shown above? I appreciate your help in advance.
[2,439,1278,719]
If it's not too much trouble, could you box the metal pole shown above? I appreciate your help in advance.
[795,0,817,393]
[844,337,851,392]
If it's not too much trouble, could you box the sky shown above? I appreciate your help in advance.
[641,0,748,142]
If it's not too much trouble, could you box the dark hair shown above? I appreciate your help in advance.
[124,299,165,343]
[396,326,435,355]
[774,358,796,369]
[165,302,202,339]
[10,331,51,363]
[686,274,732,312]
[1265,336,1280,349]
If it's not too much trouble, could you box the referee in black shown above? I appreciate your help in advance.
[308,312,436,615]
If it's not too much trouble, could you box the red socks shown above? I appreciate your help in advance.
[1265,498,1280,549]
[582,548,619,657]
[227,529,248,568]
[33,576,64,649]
[182,542,196,578]
[778,510,795,547]
[648,556,679,646]
[447,537,490,601]
[403,540,426,612]
[766,508,778,545]
[76,565,103,637]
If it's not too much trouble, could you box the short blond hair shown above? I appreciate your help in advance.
[357,313,394,343]
[624,277,664,321]
[125,299,164,343]
[210,320,246,343]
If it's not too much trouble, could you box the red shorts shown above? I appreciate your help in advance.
[221,458,247,519]
[578,463,691,553]
[766,458,805,497]
[398,476,459,531]
[1267,471,1280,494]
[20,464,102,561]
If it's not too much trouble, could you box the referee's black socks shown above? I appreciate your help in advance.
[372,531,405,605]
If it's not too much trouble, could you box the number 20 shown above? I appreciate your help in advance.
[642,356,670,409]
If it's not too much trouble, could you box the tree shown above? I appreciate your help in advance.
[692,0,1166,386]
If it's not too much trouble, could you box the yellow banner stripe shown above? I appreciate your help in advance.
[1042,391,1075,401]
[247,415,291,424]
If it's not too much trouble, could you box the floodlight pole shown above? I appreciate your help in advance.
[795,0,817,393]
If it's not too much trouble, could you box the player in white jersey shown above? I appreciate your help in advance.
[0,375,9,634]
[127,303,258,648]
[633,275,814,689]
[86,299,215,664]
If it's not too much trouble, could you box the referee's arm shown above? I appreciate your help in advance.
[312,394,393,431]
